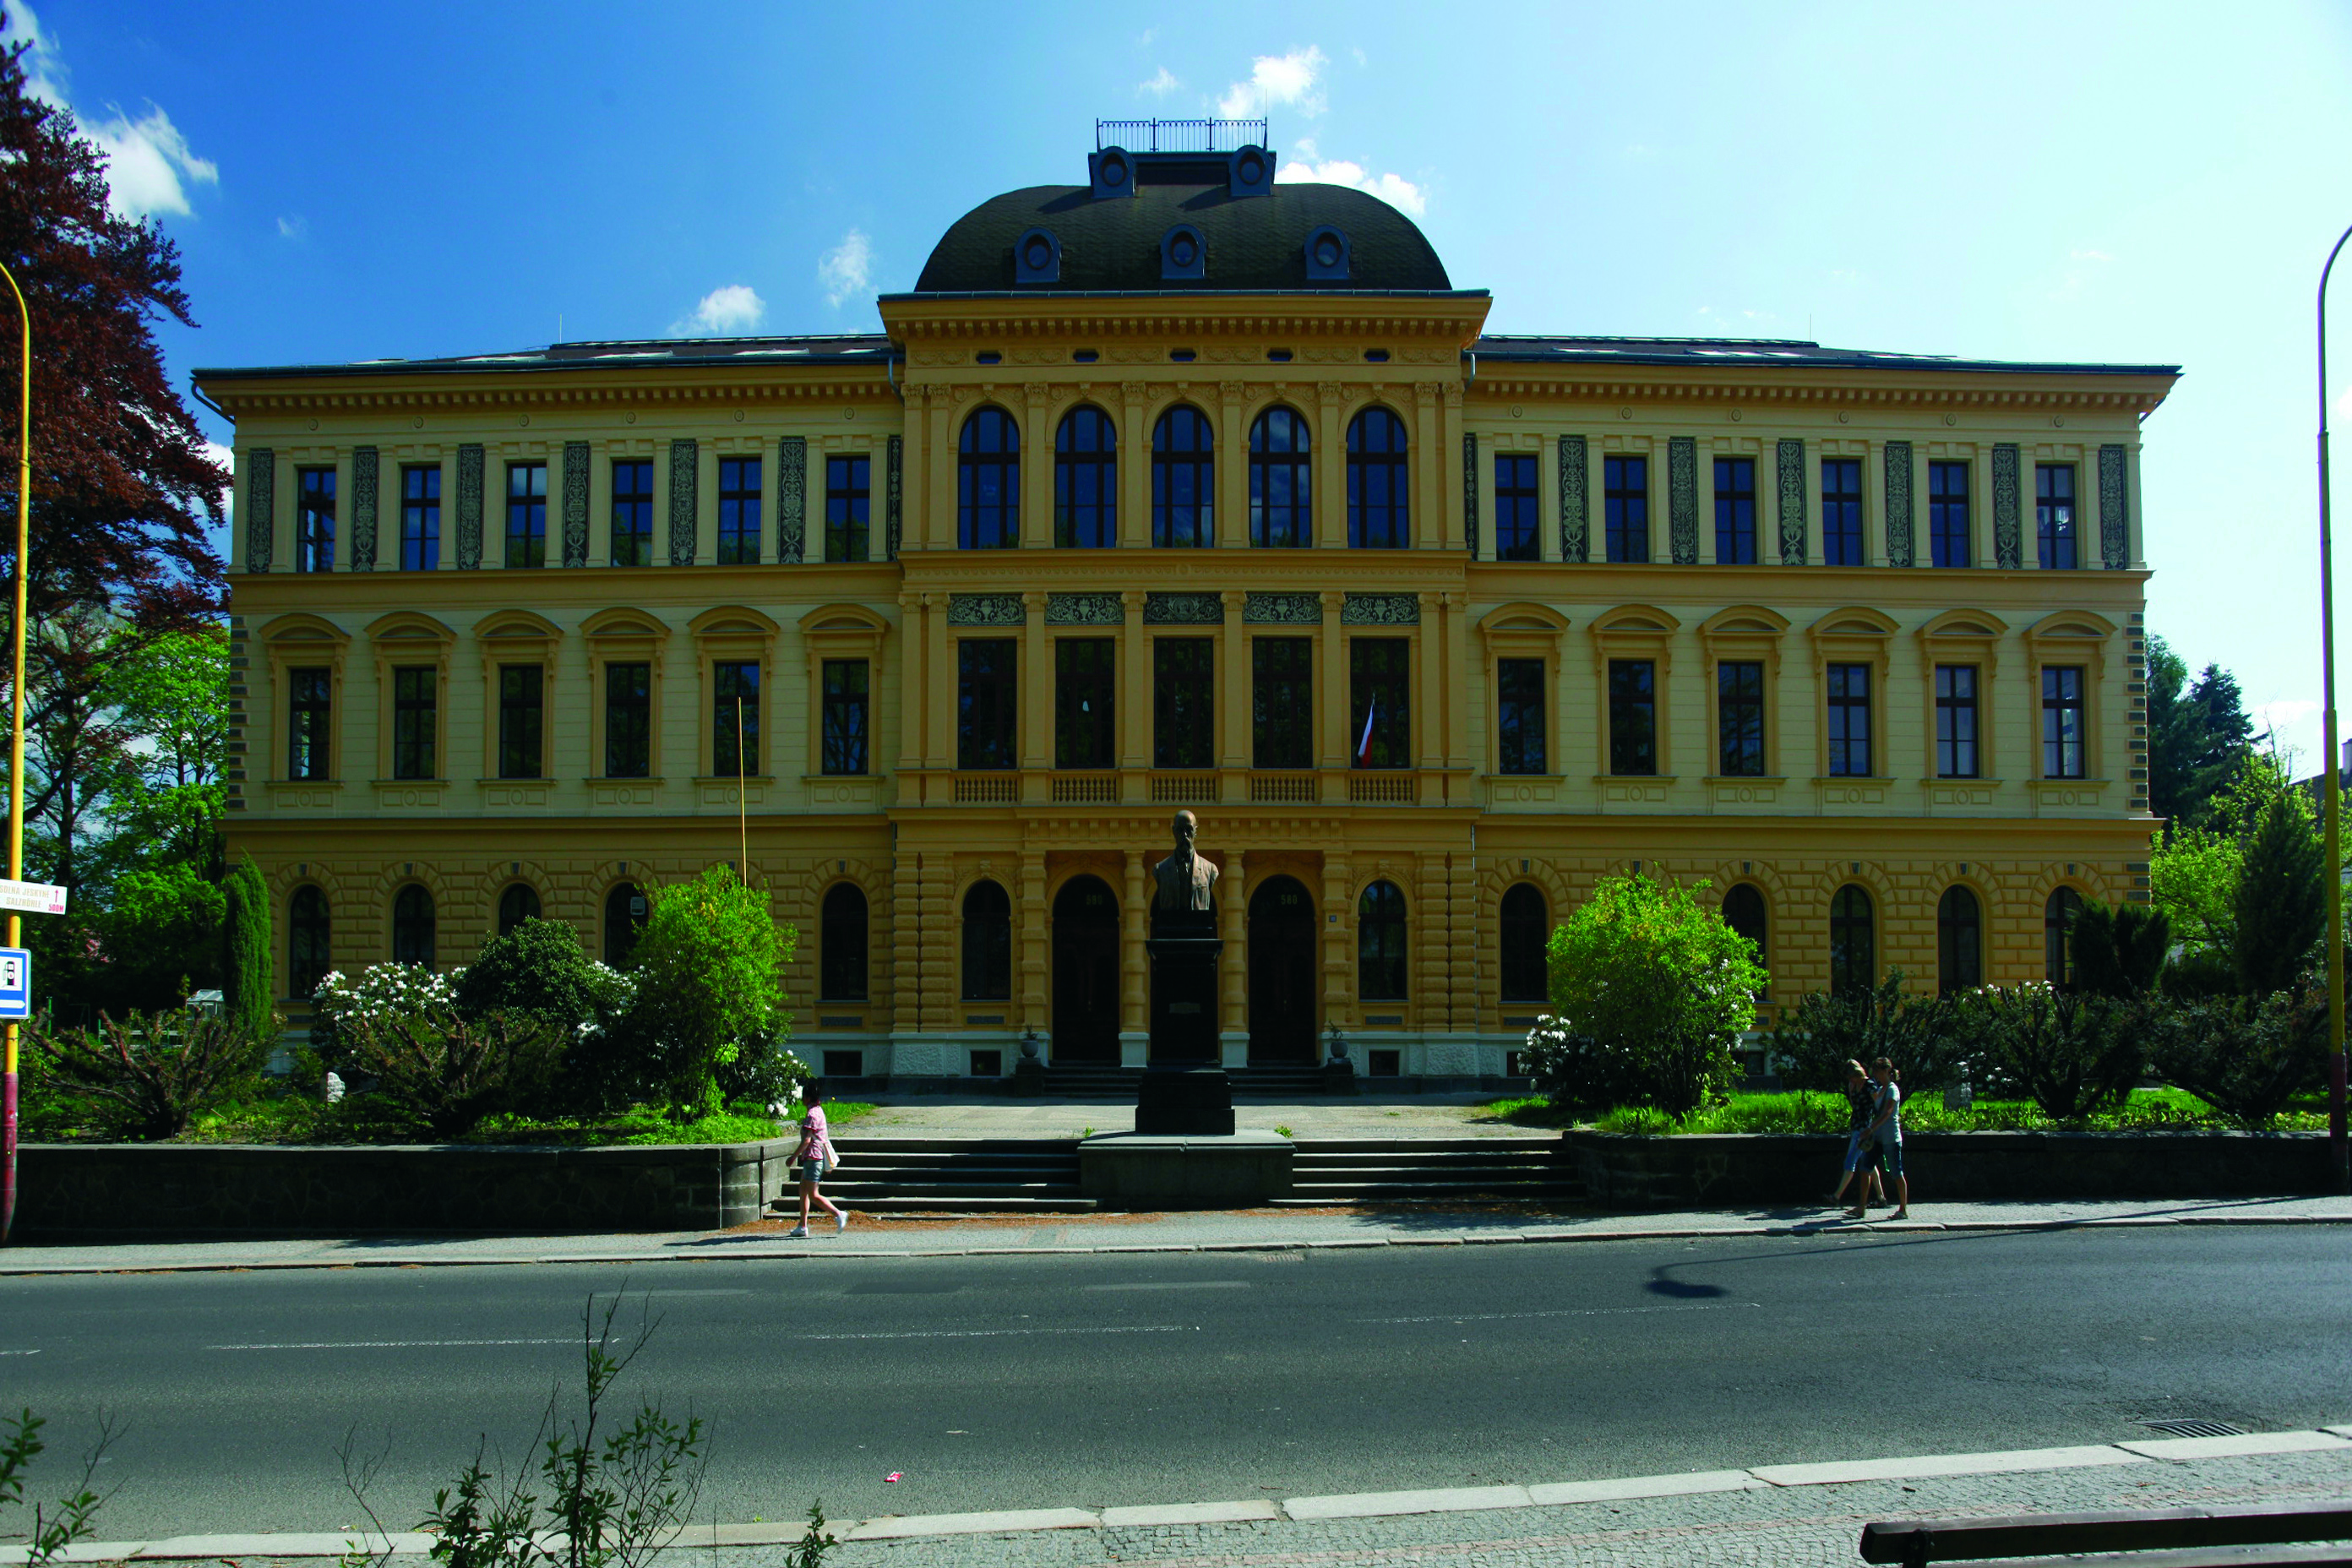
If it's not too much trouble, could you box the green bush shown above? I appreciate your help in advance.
[622,865,798,1118]
[2234,788,2324,995]
[2147,984,2328,1127]
[1769,970,1971,1094]
[2070,901,2170,998]
[340,1007,568,1140]
[1517,1015,1647,1117]
[222,854,275,1047]
[455,918,634,1037]
[33,1008,270,1141]
[1957,983,2144,1122]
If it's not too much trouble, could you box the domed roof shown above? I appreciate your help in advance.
[912,181,1451,294]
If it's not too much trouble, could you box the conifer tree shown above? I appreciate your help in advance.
[2233,789,2323,995]
[222,854,273,1043]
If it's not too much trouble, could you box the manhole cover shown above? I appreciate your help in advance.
[2139,1418,2244,1438]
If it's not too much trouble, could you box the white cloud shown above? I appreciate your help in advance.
[672,284,765,337]
[83,104,217,220]
[1217,46,1327,120]
[1137,28,1156,47]
[276,215,306,241]
[2256,698,2317,734]
[1139,66,1180,97]
[5,1,68,106]
[2069,248,2115,263]
[818,229,873,309]
[1277,153,1426,216]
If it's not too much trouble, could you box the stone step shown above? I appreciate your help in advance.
[776,1195,1101,1215]
[815,1182,1087,1200]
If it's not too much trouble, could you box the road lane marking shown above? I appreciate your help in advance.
[1357,1302,1761,1325]
[1081,1281,1252,1292]
[208,1337,569,1351]
[0,1348,36,1356]
[802,1324,1197,1342]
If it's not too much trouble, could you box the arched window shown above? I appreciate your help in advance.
[1152,405,1213,547]
[961,880,1012,1000]
[288,885,331,999]
[1828,885,1874,997]
[1250,407,1311,548]
[1499,885,1549,1002]
[1939,885,1983,994]
[604,881,647,966]
[820,884,870,1001]
[2045,886,2084,988]
[497,883,540,936]
[392,885,436,969]
[1347,407,1410,548]
[958,407,1019,549]
[1054,406,1116,548]
[1723,884,1768,998]
[1358,880,1407,1000]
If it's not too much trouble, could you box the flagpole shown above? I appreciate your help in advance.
[735,694,749,883]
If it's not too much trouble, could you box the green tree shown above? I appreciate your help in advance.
[2145,634,2257,835]
[2234,786,2324,995]
[623,865,795,1117]
[2069,901,2172,997]
[222,854,274,1045]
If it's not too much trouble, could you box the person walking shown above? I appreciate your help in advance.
[787,1083,847,1239]
[1827,1059,1886,1211]
[1848,1056,1909,1220]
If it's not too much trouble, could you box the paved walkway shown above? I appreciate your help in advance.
[846,1092,1549,1139]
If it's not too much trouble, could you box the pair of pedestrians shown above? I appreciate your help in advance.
[1827,1057,1909,1220]
[785,1084,849,1239]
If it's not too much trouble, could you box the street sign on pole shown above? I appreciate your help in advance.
[0,948,27,1020]
[0,879,64,917]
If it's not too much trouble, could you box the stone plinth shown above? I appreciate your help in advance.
[1078,1130,1294,1210]
[1137,1066,1235,1135]
[1146,907,1222,1064]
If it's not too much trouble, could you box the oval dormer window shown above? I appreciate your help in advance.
[1304,225,1351,282]
[1015,227,1061,285]
[1168,229,1200,269]
[1161,222,1206,282]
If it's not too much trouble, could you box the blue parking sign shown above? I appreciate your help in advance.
[0,948,27,1019]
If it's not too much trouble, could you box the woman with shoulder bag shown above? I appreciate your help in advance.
[787,1083,847,1238]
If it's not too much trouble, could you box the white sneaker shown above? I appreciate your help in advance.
[785,1227,810,1239]
[835,1211,849,1234]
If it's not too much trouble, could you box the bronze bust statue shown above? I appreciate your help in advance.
[1150,809,1219,914]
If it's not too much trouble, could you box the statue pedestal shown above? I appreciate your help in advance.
[1142,908,1229,1134]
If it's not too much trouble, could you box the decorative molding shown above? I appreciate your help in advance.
[947,592,1025,627]
[885,434,903,561]
[1883,441,1914,568]
[1046,591,1124,625]
[1342,592,1419,626]
[667,438,698,566]
[1244,591,1324,625]
[455,444,484,570]
[1775,438,1806,565]
[244,449,274,572]
[2098,444,2129,569]
[349,446,378,571]
[1668,436,1697,565]
[777,436,807,564]
[1992,444,2023,568]
[1558,435,1587,563]
[1462,432,1478,555]
[561,442,590,566]
[1144,591,1225,624]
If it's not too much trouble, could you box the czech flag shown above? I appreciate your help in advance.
[1356,700,1378,766]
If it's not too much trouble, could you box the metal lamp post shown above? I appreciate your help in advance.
[0,260,29,1244]
[2318,220,2352,1195]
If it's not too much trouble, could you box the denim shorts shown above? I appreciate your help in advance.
[1877,1138,1904,1179]
[798,1159,828,1184]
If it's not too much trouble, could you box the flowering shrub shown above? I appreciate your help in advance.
[1954,980,2144,1121]
[1518,1014,1649,1117]
[309,962,460,1069]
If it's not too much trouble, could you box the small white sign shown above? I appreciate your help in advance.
[0,947,27,1019]
[0,879,67,917]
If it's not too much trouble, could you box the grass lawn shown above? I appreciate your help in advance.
[34,1094,879,1147]
[1480,1087,2328,1136]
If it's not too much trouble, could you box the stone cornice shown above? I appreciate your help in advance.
[199,370,900,419]
[1466,372,2171,415]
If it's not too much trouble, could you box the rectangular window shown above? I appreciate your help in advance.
[400,466,440,571]
[296,467,335,573]
[1827,662,1873,776]
[506,461,547,569]
[1603,455,1649,564]
[713,660,759,776]
[1936,665,1979,778]
[821,659,869,776]
[1350,639,1411,769]
[1494,454,1538,561]
[287,667,331,780]
[1607,659,1657,776]
[497,664,543,779]
[1054,639,1117,770]
[1821,458,1863,567]
[611,460,654,566]
[717,456,762,565]
[391,667,436,781]
[1497,658,1546,775]
[957,640,1017,770]
[1154,639,1215,770]
[2037,463,2078,569]
[603,662,651,778]
[1929,460,1971,568]
[1252,638,1313,770]
[1717,660,1766,777]
[1714,457,1756,564]
[2043,665,2087,778]
[825,455,870,563]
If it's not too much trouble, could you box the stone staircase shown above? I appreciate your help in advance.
[1037,1063,1337,1098]
[1275,1138,1582,1207]
[790,1138,1095,1214]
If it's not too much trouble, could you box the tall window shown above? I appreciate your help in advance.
[1350,639,1410,769]
[288,885,331,998]
[1497,658,1546,775]
[1055,639,1116,769]
[1250,406,1311,547]
[714,661,759,776]
[1152,406,1213,547]
[2037,463,2078,569]
[288,667,332,780]
[1604,455,1649,563]
[961,880,1011,999]
[959,407,1020,549]
[821,659,869,775]
[1829,885,1874,996]
[1827,662,1872,776]
[820,884,870,1001]
[1347,408,1410,549]
[1937,885,1983,995]
[1821,458,1863,566]
[498,665,543,779]
[506,461,547,568]
[605,882,647,966]
[1494,454,1538,560]
[1154,640,1214,769]
[391,667,436,781]
[498,884,540,937]
[603,662,651,778]
[1607,659,1656,776]
[1499,884,1548,1001]
[1936,665,1979,778]
[825,455,869,563]
[1253,639,1312,769]
[717,455,762,564]
[1358,880,1407,999]
[2045,887,2084,987]
[392,885,436,968]
[611,460,655,566]
[956,640,1017,769]
[1929,460,1970,567]
[1716,660,1766,777]
[400,466,439,571]
[2042,666,2087,778]
[1723,884,1768,997]
[1714,457,1756,564]
[1054,406,1116,548]
[292,466,335,573]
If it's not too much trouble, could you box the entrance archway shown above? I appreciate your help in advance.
[1248,875,1318,1063]
[1051,875,1120,1063]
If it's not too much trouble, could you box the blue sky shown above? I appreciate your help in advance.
[14,0,2352,760]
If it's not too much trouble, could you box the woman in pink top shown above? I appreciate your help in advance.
[787,1083,847,1238]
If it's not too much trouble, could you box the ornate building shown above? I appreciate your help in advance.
[200,128,2175,1085]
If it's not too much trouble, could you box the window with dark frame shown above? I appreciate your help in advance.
[825,455,870,563]
[1938,885,1983,994]
[498,884,540,936]
[717,455,762,565]
[498,664,544,779]
[1716,659,1766,777]
[956,640,1017,769]
[1607,658,1656,776]
[1252,638,1313,769]
[1152,405,1213,547]
[506,461,547,568]
[1821,458,1863,566]
[1929,460,1971,567]
[391,667,436,781]
[2042,665,2087,779]
[1723,884,1769,999]
[1349,639,1410,769]
[1604,455,1649,563]
[1154,639,1215,769]
[820,884,870,1001]
[1936,664,1979,778]
[1497,658,1546,775]
[961,879,1012,999]
[288,667,332,780]
[1054,406,1117,548]
[1250,406,1311,547]
[603,662,651,779]
[1827,662,1873,776]
[288,885,331,999]
[611,460,655,566]
[1830,885,1874,996]
[1499,885,1549,1002]
[1357,880,1407,999]
[959,407,1020,549]
[822,659,869,776]
[2037,463,2078,569]
[1494,453,1538,560]
[713,660,760,776]
[392,885,436,968]
[2045,887,2083,986]
[400,466,440,572]
[1713,457,1756,564]
[296,467,335,573]
[1347,408,1410,549]
[1054,639,1117,770]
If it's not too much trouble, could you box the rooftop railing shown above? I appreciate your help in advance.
[1095,117,1268,153]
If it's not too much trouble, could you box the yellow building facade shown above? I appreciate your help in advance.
[200,134,2176,1085]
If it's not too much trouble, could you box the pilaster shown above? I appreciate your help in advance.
[1218,848,1247,1041]
[1018,850,1048,1034]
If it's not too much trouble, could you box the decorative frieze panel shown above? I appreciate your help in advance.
[350,446,378,570]
[947,593,1025,626]
[1992,444,2023,568]
[1557,435,1588,563]
[1244,591,1323,624]
[455,444,484,569]
[885,435,903,561]
[562,443,591,566]
[1462,433,1478,555]
[1668,437,1697,565]
[1342,592,1419,625]
[1144,591,1225,624]
[2099,444,2129,569]
[667,438,698,566]
[1046,591,1124,625]
[1776,439,1806,565]
[1883,441,1914,568]
[244,449,274,571]
[776,436,808,564]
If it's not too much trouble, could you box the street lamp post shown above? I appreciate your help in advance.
[2318,220,2352,1195]
[0,259,30,1244]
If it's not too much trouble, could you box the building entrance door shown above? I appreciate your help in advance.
[1051,875,1120,1064]
[1248,875,1318,1064]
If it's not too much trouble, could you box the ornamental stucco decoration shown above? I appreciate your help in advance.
[1144,591,1225,624]
[1991,444,2023,569]
[776,436,807,564]
[561,443,591,566]
[1557,436,1588,562]
[1244,591,1324,624]
[1462,433,1478,555]
[1883,441,1914,568]
[1342,592,1419,625]
[947,592,1026,627]
[885,435,903,561]
[455,444,484,569]
[1775,439,1807,565]
[1668,437,1698,565]
[350,446,379,571]
[2098,444,2129,569]
[244,449,274,571]
[1046,591,1124,625]
[667,438,698,566]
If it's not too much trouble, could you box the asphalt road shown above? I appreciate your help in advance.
[2,1228,2346,1537]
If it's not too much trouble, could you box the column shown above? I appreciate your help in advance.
[1119,589,1148,793]
[1416,854,1447,1038]
[1321,852,1353,1032]
[1416,593,1441,773]
[1120,848,1149,1064]
[1219,589,1248,787]
[1021,387,1052,550]
[1425,383,1455,553]
[1119,389,1149,549]
[922,853,955,1043]
[1020,590,1048,781]
[1315,385,1345,549]
[1218,848,1247,1066]
[927,391,956,552]
[1319,590,1347,800]
[925,593,953,776]
[1018,850,1047,1036]
[1444,591,1470,776]
[1217,383,1248,549]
